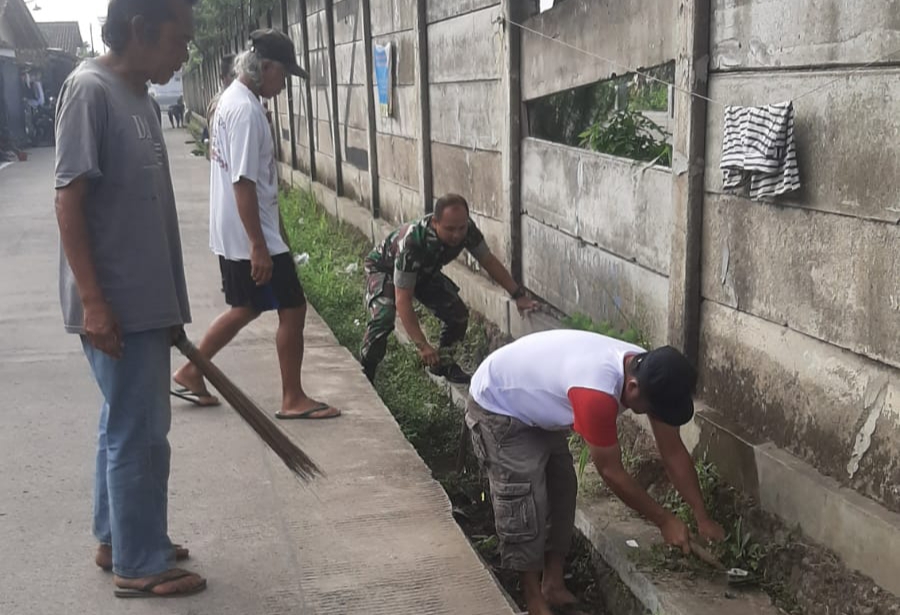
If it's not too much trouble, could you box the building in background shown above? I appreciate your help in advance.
[36,21,83,98]
[149,69,184,111]
[0,0,47,149]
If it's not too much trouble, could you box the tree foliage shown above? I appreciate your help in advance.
[188,0,276,68]
[579,110,671,167]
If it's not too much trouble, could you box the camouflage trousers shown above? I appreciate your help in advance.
[360,270,469,371]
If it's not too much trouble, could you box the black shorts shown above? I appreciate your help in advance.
[219,252,306,312]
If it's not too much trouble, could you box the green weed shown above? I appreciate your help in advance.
[579,108,672,167]
[280,189,463,464]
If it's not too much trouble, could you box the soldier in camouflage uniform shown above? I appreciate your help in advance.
[360,194,538,384]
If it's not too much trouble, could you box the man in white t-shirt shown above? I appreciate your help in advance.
[467,329,725,615]
[172,30,340,420]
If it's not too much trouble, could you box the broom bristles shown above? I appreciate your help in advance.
[174,335,322,481]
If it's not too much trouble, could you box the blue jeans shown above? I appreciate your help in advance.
[82,328,174,578]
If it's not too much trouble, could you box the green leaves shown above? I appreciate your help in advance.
[280,188,463,464]
[191,0,278,57]
[578,109,672,167]
[560,312,646,347]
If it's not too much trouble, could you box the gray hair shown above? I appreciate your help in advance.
[233,50,264,89]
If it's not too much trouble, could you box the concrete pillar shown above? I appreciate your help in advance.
[324,0,344,195]
[502,0,524,281]
[615,82,629,111]
[267,7,283,163]
[666,0,711,364]
[239,1,246,42]
[414,0,433,213]
[232,14,240,54]
[278,0,298,169]
[361,0,381,217]
[298,0,318,181]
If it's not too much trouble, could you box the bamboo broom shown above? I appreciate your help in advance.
[173,332,322,481]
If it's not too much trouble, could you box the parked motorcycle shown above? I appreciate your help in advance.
[24,98,55,147]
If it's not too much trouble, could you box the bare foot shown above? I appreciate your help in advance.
[543,586,588,613]
[114,568,206,598]
[172,368,220,407]
[275,397,341,420]
[96,543,189,571]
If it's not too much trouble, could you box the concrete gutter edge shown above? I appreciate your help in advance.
[276,163,900,601]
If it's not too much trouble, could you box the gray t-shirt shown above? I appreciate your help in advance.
[55,60,191,334]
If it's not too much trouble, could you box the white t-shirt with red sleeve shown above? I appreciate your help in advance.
[469,329,645,447]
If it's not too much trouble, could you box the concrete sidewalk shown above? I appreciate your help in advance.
[0,131,515,615]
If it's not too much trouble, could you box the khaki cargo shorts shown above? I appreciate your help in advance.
[465,396,578,571]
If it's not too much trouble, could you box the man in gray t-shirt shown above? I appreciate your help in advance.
[56,60,191,334]
[54,0,206,599]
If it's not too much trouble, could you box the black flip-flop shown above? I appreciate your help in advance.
[170,386,221,407]
[275,403,341,420]
[114,569,207,598]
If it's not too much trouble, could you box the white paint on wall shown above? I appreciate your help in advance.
[847,375,889,479]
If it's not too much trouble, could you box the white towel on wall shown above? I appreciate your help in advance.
[721,101,801,200]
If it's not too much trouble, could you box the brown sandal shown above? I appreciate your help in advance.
[114,568,207,598]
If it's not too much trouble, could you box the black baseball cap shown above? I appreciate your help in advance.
[249,29,308,79]
[631,346,697,427]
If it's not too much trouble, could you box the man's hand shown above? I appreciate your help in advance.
[83,298,122,359]
[514,294,539,315]
[660,514,691,554]
[417,342,440,367]
[697,516,726,543]
[250,244,273,286]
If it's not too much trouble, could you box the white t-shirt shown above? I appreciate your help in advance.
[470,329,645,431]
[209,80,288,260]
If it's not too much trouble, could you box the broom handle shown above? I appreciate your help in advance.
[172,331,223,384]
[173,332,201,366]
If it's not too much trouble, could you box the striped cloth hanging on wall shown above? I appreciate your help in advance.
[721,101,801,200]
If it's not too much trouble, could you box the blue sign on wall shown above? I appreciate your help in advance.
[373,43,393,117]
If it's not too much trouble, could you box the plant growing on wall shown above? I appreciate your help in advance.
[578,109,672,167]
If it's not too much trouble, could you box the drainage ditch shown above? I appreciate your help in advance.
[280,189,646,614]
[279,186,900,615]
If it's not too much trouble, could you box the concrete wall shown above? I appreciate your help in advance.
[521,0,676,101]
[427,0,510,263]
[520,138,672,343]
[700,0,900,513]
[710,0,900,70]
[332,0,371,206]
[372,0,421,225]
[273,4,294,169]
[281,2,314,176]
[308,4,340,191]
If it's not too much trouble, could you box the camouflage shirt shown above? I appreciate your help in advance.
[366,214,491,288]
